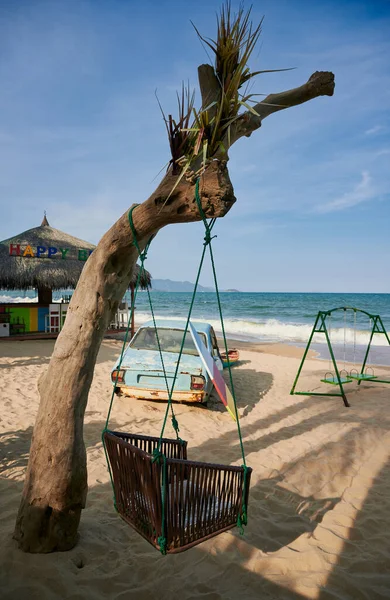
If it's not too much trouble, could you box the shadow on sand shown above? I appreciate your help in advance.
[205,367,273,417]
[1,386,389,598]
[0,338,122,370]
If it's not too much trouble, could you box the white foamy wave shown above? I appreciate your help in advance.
[0,294,67,303]
[312,326,389,347]
[219,320,388,347]
[132,313,389,347]
[0,294,38,303]
[211,318,315,343]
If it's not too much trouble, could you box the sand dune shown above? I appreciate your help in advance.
[1,339,389,599]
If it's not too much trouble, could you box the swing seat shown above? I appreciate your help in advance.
[320,371,353,385]
[103,431,252,554]
[321,376,353,385]
[348,373,377,381]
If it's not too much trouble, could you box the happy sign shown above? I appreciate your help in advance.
[9,244,93,261]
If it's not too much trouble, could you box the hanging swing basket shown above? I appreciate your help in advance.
[104,430,252,554]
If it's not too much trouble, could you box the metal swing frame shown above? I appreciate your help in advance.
[290,306,390,408]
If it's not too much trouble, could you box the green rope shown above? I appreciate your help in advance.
[151,184,217,448]
[155,199,219,448]
[127,204,188,553]
[152,449,168,555]
[102,203,154,505]
[194,178,248,529]
[103,205,154,430]
[127,208,182,442]
[103,182,249,545]
[156,239,211,447]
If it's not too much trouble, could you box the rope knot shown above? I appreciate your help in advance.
[152,448,163,464]
[171,416,180,433]
[241,504,248,526]
[203,231,217,246]
[236,465,249,534]
[157,535,167,555]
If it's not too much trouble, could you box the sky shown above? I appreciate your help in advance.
[0,0,389,293]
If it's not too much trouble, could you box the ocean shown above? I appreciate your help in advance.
[2,290,390,365]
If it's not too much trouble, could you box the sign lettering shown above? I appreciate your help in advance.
[23,245,35,257]
[36,246,46,258]
[9,243,93,261]
[9,244,20,256]
[78,249,90,261]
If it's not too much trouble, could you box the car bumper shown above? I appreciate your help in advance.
[116,385,206,403]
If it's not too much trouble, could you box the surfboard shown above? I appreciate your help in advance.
[189,322,237,421]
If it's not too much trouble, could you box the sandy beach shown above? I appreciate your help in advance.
[1,338,389,599]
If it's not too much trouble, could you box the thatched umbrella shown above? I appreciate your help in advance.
[0,215,151,308]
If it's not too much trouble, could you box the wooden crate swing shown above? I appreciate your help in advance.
[102,183,252,554]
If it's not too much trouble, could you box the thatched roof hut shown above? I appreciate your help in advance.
[0,215,151,303]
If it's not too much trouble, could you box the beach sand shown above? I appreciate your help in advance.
[1,338,389,599]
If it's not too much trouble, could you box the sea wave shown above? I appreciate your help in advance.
[132,313,389,347]
[0,294,66,304]
[0,294,39,303]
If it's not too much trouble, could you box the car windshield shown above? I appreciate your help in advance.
[130,327,207,356]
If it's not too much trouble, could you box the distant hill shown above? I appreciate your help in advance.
[151,279,213,292]
[151,279,240,293]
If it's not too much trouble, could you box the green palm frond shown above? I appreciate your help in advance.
[157,82,197,174]
[160,1,291,201]
[190,2,265,156]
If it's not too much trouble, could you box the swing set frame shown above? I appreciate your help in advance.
[290,306,390,408]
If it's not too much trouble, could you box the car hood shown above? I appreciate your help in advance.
[118,348,203,375]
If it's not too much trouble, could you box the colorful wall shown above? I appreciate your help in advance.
[0,304,49,333]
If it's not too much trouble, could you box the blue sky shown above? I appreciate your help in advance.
[0,0,389,292]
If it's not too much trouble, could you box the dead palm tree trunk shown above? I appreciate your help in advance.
[13,6,334,553]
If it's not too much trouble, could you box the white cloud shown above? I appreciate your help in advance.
[375,148,390,157]
[316,171,375,213]
[365,125,384,135]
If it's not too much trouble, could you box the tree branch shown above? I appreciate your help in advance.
[227,71,335,147]
[14,59,335,553]
[198,64,221,121]
[13,161,235,552]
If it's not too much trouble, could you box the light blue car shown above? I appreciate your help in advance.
[111,319,223,404]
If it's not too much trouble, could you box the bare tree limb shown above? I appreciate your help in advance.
[13,161,235,552]
[198,64,221,122]
[226,71,335,148]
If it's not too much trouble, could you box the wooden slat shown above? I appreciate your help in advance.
[103,430,252,553]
